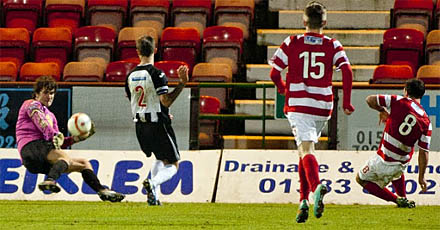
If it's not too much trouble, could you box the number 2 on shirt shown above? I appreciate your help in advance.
[135,86,147,107]
[299,51,325,79]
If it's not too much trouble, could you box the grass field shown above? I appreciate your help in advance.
[0,201,439,230]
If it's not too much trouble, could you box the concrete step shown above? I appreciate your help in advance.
[257,29,385,46]
[267,46,380,65]
[235,99,275,116]
[246,64,376,82]
[234,99,328,136]
[245,119,291,135]
[255,81,276,99]
[223,135,329,149]
[269,0,394,11]
[279,10,390,29]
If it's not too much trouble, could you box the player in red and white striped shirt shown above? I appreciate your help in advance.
[356,79,431,208]
[268,1,354,223]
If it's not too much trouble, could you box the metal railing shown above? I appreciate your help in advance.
[188,82,275,149]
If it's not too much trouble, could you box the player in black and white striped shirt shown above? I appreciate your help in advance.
[125,35,188,206]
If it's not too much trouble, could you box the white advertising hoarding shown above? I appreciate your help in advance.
[0,149,220,203]
[216,150,440,205]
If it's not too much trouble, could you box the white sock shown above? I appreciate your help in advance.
[151,160,164,178]
[150,160,164,199]
[151,164,177,189]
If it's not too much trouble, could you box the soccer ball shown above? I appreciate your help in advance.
[68,113,92,136]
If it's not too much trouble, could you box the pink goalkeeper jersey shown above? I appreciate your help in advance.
[15,99,59,153]
[269,32,350,120]
[376,95,432,164]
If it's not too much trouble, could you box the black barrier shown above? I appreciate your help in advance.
[0,88,72,148]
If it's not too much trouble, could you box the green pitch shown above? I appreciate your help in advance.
[0,201,439,229]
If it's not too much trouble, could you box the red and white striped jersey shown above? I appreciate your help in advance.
[376,94,431,164]
[269,32,350,120]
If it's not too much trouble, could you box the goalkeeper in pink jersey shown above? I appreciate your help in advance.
[16,76,124,202]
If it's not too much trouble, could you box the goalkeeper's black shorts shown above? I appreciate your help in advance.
[20,139,55,174]
[135,121,180,163]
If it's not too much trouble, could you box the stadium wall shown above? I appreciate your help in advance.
[70,87,191,151]
[1,149,439,205]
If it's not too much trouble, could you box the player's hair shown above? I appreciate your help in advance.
[304,1,327,29]
[405,79,425,99]
[33,76,57,99]
[136,35,155,57]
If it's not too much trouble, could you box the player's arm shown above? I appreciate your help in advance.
[270,68,286,95]
[160,65,189,107]
[366,95,389,125]
[418,148,429,192]
[27,102,58,140]
[333,41,354,115]
[125,74,131,101]
[340,64,355,115]
[268,36,290,95]
[61,122,96,148]
[417,122,432,192]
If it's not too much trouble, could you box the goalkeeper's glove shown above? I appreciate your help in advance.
[53,132,64,150]
[73,122,96,143]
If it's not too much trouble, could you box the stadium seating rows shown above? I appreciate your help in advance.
[0,25,243,82]
[0,0,251,82]
[372,0,440,84]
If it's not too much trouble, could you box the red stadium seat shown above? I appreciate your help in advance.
[200,95,221,114]
[20,62,61,81]
[74,26,117,68]
[117,27,157,62]
[203,26,243,74]
[0,28,30,69]
[370,64,414,84]
[32,27,72,71]
[130,0,169,39]
[45,0,85,33]
[0,62,18,81]
[199,95,221,148]
[63,61,105,81]
[191,62,232,109]
[214,0,254,39]
[382,28,424,75]
[161,27,200,74]
[172,0,212,38]
[155,61,189,82]
[416,65,440,84]
[426,30,440,65]
[393,0,433,36]
[87,0,128,33]
[3,0,43,33]
[105,60,139,82]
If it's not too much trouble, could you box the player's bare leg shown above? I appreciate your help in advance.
[38,149,70,193]
[65,157,125,202]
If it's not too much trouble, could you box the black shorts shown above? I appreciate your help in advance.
[135,121,180,163]
[20,139,55,174]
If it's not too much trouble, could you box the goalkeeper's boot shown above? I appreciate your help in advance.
[396,197,416,208]
[313,184,328,218]
[143,178,159,206]
[38,180,61,193]
[98,190,125,202]
[296,199,309,223]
